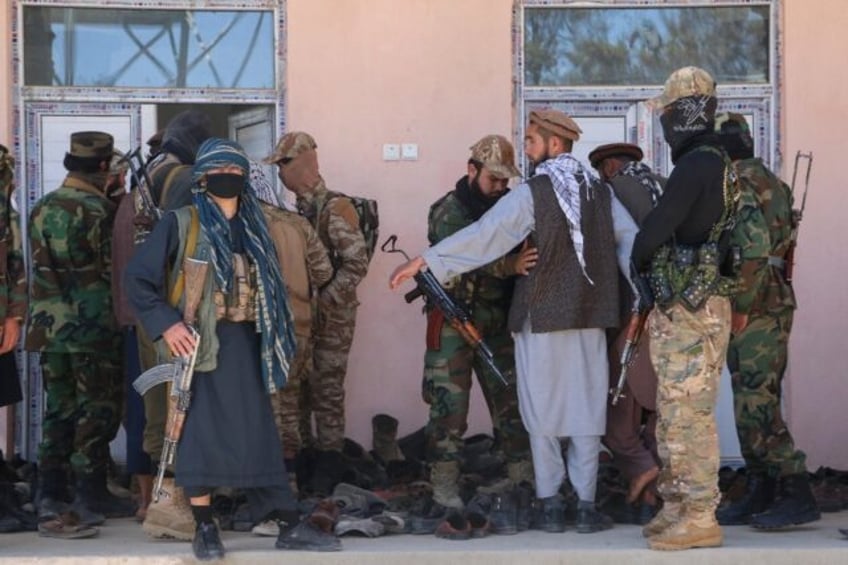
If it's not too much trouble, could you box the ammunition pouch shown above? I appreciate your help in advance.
[650,242,740,312]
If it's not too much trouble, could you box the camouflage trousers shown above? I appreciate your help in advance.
[649,296,731,516]
[727,308,806,477]
[422,307,529,464]
[38,350,123,477]
[305,304,357,452]
[272,339,313,459]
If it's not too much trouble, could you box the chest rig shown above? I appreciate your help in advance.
[649,147,741,312]
[212,253,258,322]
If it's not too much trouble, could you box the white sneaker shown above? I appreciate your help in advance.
[251,519,280,537]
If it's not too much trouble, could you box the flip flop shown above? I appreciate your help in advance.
[38,511,99,539]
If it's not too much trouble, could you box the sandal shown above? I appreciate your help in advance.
[38,511,99,539]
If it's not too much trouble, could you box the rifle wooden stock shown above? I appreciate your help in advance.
[610,308,651,406]
[152,259,208,502]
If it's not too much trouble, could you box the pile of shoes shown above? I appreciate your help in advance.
[809,466,848,513]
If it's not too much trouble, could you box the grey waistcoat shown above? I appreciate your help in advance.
[508,174,620,333]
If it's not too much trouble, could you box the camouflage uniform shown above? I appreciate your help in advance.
[424,189,529,466]
[265,132,369,454]
[727,157,805,477]
[0,145,26,407]
[633,68,732,549]
[25,132,122,480]
[261,203,334,459]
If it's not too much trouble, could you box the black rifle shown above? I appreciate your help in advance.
[785,150,813,283]
[383,235,511,387]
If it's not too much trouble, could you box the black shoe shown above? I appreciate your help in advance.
[716,473,776,525]
[576,504,613,534]
[276,520,342,551]
[489,491,518,535]
[306,451,344,497]
[75,474,136,519]
[751,474,821,530]
[193,522,225,561]
[408,499,448,535]
[534,495,566,533]
[515,483,534,532]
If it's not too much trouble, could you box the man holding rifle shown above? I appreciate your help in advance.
[417,135,534,527]
[589,143,664,522]
[391,111,638,534]
[714,113,819,530]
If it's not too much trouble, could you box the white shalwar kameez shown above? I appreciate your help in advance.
[422,182,638,501]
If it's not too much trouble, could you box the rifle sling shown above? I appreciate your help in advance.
[168,206,200,308]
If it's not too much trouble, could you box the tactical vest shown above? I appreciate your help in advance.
[649,146,741,312]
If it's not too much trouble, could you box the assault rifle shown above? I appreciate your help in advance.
[123,147,160,244]
[132,257,209,501]
[785,151,813,283]
[610,264,654,406]
[382,235,511,387]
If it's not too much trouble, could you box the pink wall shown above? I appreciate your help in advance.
[1,0,845,468]
[286,0,515,448]
[782,0,848,469]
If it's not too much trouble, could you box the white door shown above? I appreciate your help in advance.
[228,106,283,207]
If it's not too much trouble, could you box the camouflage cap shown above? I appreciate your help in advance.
[68,131,114,160]
[469,135,521,179]
[588,143,644,169]
[528,109,582,142]
[109,149,129,175]
[648,66,716,109]
[263,131,317,164]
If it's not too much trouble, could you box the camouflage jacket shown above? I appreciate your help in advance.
[25,174,120,352]
[427,188,515,311]
[730,158,797,314]
[297,179,368,308]
[0,147,26,323]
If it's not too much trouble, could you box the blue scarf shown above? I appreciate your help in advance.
[192,138,297,392]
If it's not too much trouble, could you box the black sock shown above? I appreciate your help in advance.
[192,505,215,525]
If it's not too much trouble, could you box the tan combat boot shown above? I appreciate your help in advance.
[642,499,682,538]
[142,478,195,541]
[430,461,464,509]
[648,512,723,551]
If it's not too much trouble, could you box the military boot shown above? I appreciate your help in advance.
[576,500,613,534]
[306,450,344,497]
[648,512,722,551]
[372,414,405,463]
[750,473,821,529]
[716,473,776,525]
[74,471,136,519]
[642,500,683,538]
[430,461,464,510]
[143,477,195,541]
[36,468,71,520]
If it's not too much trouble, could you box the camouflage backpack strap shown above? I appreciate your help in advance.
[167,206,200,307]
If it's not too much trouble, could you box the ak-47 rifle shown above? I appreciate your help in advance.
[133,257,209,501]
[784,151,813,283]
[610,263,654,406]
[382,235,511,387]
[123,147,161,244]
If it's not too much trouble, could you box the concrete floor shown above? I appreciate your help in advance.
[1,511,847,565]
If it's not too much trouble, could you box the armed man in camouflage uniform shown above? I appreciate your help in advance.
[0,144,25,407]
[265,132,369,495]
[421,135,535,516]
[26,132,134,525]
[589,143,664,520]
[714,113,820,530]
[631,67,736,551]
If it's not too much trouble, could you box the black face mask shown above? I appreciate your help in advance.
[206,173,245,198]
[660,95,717,157]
